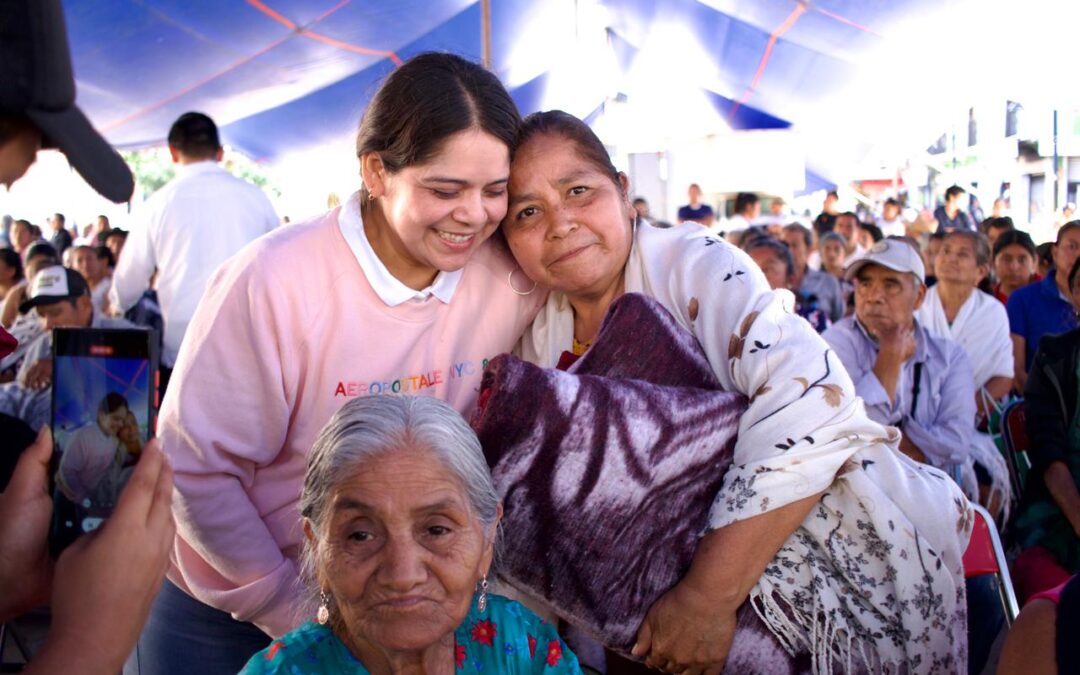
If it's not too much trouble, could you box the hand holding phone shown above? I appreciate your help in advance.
[23,440,175,675]
[0,426,54,623]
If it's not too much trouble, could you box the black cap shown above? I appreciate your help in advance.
[1,0,134,203]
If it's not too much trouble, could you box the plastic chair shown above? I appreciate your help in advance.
[962,503,1020,624]
[999,399,1032,503]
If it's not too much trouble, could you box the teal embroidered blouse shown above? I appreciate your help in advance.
[240,594,581,674]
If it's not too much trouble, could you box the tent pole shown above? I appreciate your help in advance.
[481,0,491,68]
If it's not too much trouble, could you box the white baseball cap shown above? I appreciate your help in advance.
[844,238,926,284]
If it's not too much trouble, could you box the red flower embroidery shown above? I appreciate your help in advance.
[455,643,466,669]
[264,641,284,661]
[528,634,537,658]
[470,619,497,646]
[546,640,562,667]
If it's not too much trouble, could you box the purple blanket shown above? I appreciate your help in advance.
[472,294,748,654]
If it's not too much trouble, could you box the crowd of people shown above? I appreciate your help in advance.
[2,1,1080,674]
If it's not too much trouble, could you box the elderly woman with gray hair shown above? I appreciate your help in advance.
[241,396,581,675]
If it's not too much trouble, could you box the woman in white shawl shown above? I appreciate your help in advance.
[502,111,972,675]
[917,230,1013,515]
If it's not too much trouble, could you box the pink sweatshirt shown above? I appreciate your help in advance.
[158,206,543,637]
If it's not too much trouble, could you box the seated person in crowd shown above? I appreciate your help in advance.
[983,215,1015,250]
[2,242,57,329]
[242,396,580,675]
[104,228,128,263]
[1012,260,1080,601]
[744,236,830,333]
[0,266,133,431]
[877,197,906,237]
[70,244,112,315]
[923,231,945,287]
[1037,241,1055,279]
[0,247,23,300]
[782,223,844,322]
[833,211,866,261]
[916,230,1013,513]
[999,574,1080,675]
[823,239,978,493]
[0,254,63,382]
[993,229,1040,304]
[1008,221,1080,391]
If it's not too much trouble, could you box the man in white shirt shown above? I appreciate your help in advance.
[109,112,278,391]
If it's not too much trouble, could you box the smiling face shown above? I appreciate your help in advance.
[361,129,510,290]
[935,235,986,288]
[97,406,129,438]
[312,447,493,657]
[503,133,634,300]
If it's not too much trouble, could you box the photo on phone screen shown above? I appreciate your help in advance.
[50,328,157,556]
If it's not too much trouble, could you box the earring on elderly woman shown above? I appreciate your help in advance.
[477,575,489,613]
[317,591,331,625]
[508,269,537,296]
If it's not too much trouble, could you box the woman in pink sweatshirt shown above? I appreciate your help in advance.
[124,53,545,675]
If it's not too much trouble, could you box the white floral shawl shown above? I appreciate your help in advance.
[519,223,974,674]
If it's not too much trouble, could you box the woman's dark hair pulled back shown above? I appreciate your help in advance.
[356,52,520,198]
[516,110,623,196]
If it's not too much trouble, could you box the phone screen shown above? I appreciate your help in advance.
[49,328,157,556]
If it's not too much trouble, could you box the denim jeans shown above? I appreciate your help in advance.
[123,579,271,675]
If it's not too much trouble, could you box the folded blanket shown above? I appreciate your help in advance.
[472,293,748,654]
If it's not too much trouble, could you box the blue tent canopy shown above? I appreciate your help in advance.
[64,0,933,173]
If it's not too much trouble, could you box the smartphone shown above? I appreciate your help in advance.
[49,327,158,556]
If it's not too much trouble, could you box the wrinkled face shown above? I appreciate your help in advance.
[835,216,858,249]
[71,248,100,282]
[1053,228,1080,281]
[994,244,1035,289]
[36,296,92,330]
[935,235,985,288]
[314,448,493,655]
[364,129,510,279]
[97,406,129,438]
[781,230,808,270]
[503,133,634,299]
[748,247,790,291]
[854,264,924,335]
[822,240,846,268]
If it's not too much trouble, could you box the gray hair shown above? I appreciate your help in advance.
[944,229,991,268]
[296,395,500,617]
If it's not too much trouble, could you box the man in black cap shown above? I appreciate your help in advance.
[0,0,134,202]
[0,4,175,675]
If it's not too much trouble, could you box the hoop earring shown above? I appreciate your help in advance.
[477,575,489,613]
[317,591,331,625]
[508,269,537,296]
